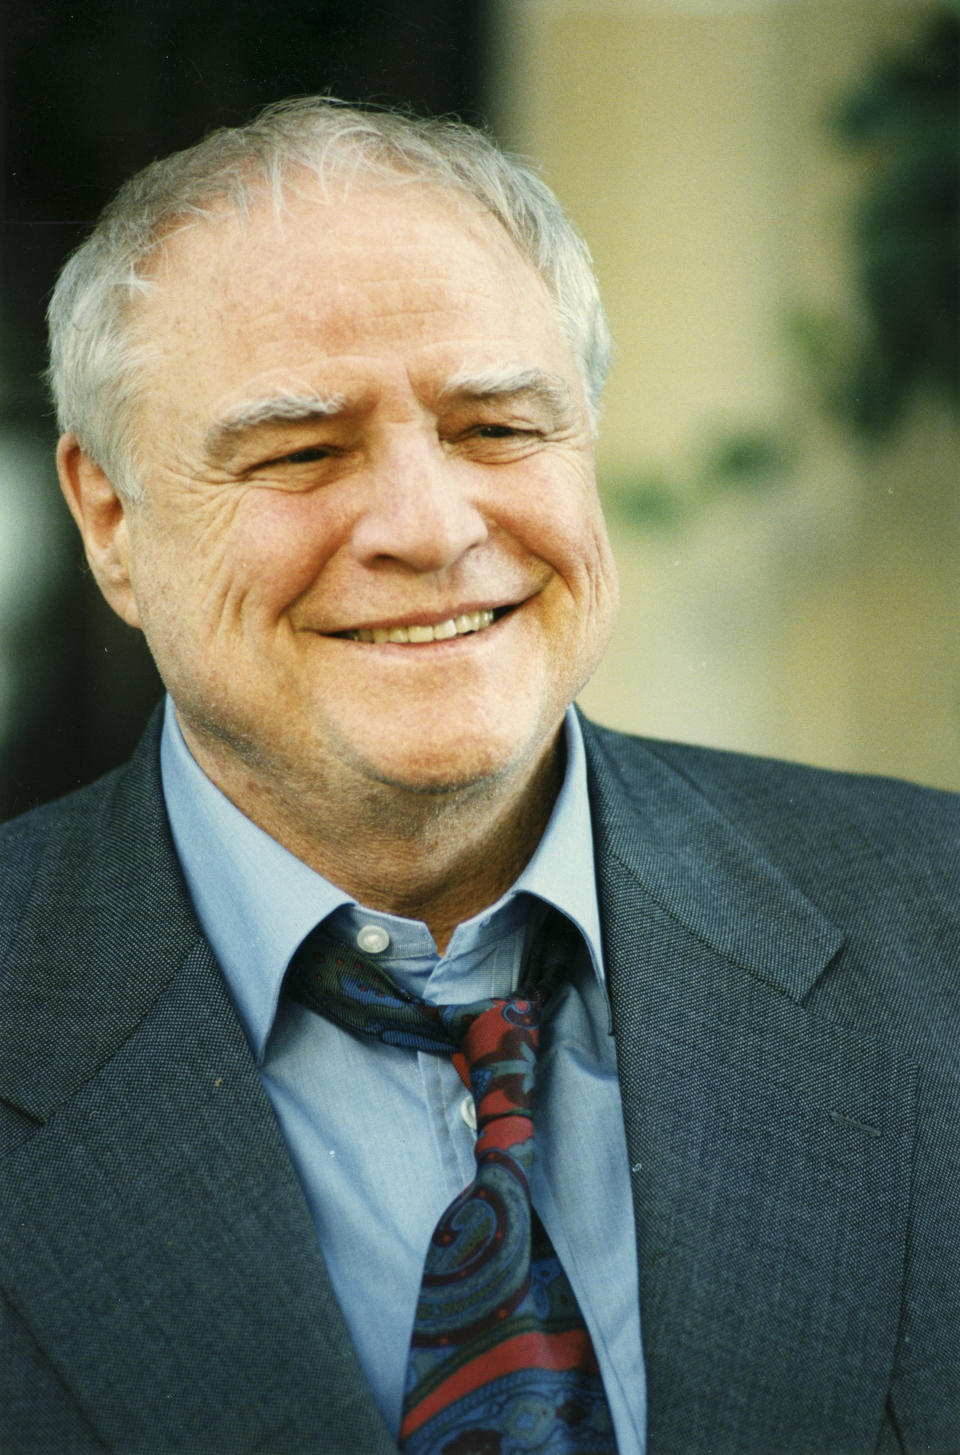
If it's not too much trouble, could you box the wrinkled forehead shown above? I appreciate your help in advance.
[126,177,578,420]
[140,172,545,321]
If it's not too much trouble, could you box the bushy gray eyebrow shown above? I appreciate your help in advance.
[439,365,576,420]
[203,390,347,462]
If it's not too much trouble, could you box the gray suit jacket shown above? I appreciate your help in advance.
[0,712,957,1454]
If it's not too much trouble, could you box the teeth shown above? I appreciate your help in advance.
[344,609,495,644]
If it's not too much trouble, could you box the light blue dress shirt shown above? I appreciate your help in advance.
[160,700,646,1452]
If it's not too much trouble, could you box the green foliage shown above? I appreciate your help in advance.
[604,427,795,530]
[603,474,687,530]
[821,12,959,434]
[702,430,794,492]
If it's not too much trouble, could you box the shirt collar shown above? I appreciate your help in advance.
[160,698,604,1060]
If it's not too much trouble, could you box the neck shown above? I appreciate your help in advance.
[181,720,566,955]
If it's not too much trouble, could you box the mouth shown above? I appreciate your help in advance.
[333,605,520,646]
[335,606,514,645]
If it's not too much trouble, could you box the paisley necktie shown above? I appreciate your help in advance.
[287,919,618,1454]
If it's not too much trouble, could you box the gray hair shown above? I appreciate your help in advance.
[46,97,611,501]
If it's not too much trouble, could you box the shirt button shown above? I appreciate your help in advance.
[356,924,390,954]
[460,1095,477,1132]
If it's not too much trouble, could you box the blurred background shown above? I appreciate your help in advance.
[1,0,958,819]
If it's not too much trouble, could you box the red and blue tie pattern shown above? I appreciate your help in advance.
[287,924,618,1455]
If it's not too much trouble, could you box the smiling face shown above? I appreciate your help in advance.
[66,179,619,842]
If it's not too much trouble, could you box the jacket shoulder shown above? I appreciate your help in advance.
[583,719,959,866]
[0,770,128,923]
[581,718,960,1035]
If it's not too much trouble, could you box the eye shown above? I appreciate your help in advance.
[451,420,546,460]
[472,423,540,441]
[247,443,336,472]
[274,445,332,465]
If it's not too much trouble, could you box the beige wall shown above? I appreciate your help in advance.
[488,0,959,789]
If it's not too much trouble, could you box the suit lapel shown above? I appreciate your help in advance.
[0,717,396,1453]
[582,719,916,1455]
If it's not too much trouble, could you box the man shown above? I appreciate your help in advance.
[0,98,956,1455]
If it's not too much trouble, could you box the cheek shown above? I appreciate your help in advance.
[221,490,349,607]
[525,479,620,659]
[507,465,612,584]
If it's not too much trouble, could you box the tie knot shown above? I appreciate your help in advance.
[455,994,541,1152]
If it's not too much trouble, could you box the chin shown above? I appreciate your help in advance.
[353,717,553,798]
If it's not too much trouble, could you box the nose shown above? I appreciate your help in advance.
[350,430,488,574]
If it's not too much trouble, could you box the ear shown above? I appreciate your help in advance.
[56,433,143,630]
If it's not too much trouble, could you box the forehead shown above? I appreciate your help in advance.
[136,180,578,417]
